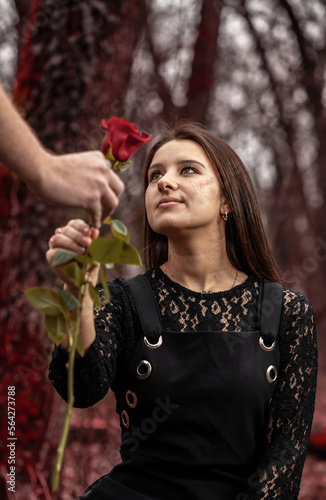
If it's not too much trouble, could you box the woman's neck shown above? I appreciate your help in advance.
[162,234,240,293]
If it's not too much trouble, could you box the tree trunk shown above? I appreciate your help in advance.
[14,0,147,152]
[181,0,221,122]
[0,170,64,492]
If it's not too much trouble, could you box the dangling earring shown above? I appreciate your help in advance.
[222,211,228,221]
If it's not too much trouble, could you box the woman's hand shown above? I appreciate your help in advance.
[46,219,99,291]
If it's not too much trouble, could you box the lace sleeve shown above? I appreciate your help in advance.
[242,290,318,500]
[48,278,138,408]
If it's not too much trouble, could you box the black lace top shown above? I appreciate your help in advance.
[49,267,317,499]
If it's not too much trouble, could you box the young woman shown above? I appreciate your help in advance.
[47,122,317,499]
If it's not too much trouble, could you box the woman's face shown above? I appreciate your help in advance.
[145,139,228,238]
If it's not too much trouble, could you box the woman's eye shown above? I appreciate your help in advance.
[181,165,197,174]
[149,171,163,182]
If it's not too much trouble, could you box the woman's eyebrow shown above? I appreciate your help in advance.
[148,162,163,172]
[176,159,206,169]
[148,159,206,171]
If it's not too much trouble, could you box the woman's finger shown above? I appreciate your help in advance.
[51,229,91,252]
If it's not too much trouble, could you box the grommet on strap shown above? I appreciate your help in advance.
[144,335,163,349]
[136,360,152,380]
[259,336,276,352]
[127,275,162,344]
[266,365,278,383]
[121,410,130,428]
[126,390,137,408]
[258,280,283,345]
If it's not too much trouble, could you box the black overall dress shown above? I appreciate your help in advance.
[81,276,283,500]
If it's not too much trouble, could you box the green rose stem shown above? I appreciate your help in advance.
[52,322,76,491]
[51,261,91,492]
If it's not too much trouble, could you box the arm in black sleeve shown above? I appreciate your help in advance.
[48,278,138,408]
[244,290,318,499]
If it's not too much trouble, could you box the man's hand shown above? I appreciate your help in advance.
[37,150,125,228]
[0,85,124,227]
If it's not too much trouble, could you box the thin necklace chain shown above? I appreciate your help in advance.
[163,264,238,293]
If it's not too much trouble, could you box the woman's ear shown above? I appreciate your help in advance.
[220,198,231,217]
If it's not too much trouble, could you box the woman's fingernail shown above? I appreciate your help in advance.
[77,245,85,254]
[82,226,90,234]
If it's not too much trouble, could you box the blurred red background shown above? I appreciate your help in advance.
[1,0,326,498]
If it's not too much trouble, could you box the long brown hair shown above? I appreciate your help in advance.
[143,121,282,283]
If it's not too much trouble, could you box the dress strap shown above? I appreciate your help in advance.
[127,275,283,344]
[258,280,283,343]
[127,274,162,342]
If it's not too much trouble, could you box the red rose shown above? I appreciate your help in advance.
[101,117,151,163]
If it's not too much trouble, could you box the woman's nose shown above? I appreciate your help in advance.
[157,173,177,191]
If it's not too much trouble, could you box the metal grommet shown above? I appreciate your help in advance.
[126,390,137,408]
[266,365,277,383]
[144,335,163,349]
[136,360,152,380]
[259,336,276,352]
[121,410,130,428]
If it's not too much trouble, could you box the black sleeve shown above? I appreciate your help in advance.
[243,290,318,499]
[48,278,139,408]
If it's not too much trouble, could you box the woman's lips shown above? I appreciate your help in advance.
[157,197,182,208]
